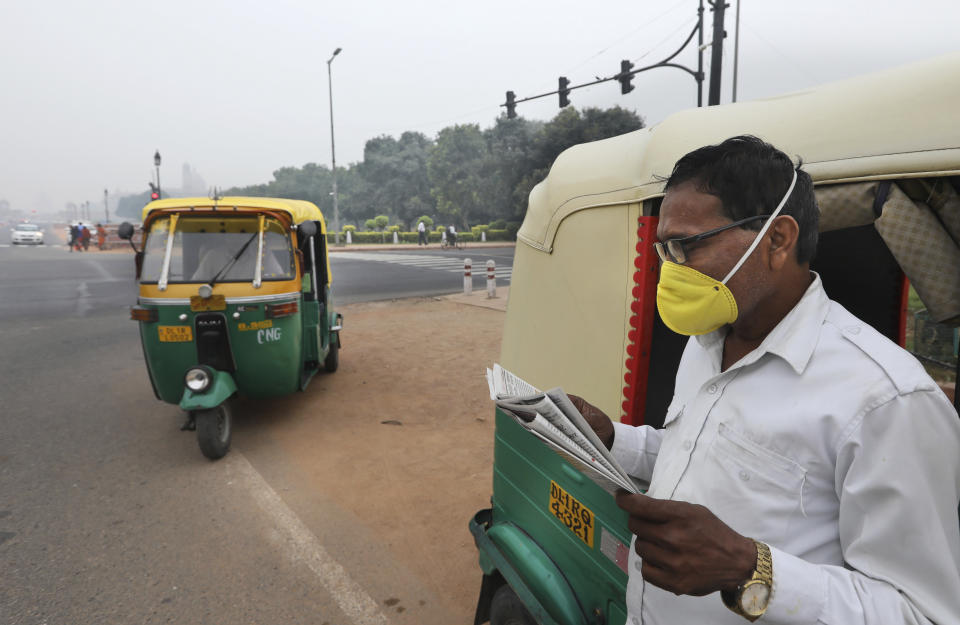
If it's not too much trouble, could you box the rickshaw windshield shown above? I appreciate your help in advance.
[140,215,295,284]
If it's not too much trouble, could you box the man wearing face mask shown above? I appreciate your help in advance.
[571,136,960,624]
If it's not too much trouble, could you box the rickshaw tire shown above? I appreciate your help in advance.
[324,335,339,373]
[195,403,232,460]
[489,584,536,625]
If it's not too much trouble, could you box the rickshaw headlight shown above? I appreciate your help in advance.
[184,367,213,393]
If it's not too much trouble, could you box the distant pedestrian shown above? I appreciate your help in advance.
[417,220,427,246]
[80,223,91,251]
[68,224,78,252]
[96,224,107,250]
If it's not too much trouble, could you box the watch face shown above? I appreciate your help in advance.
[741,582,771,616]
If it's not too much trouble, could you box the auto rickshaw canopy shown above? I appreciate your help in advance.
[142,196,328,233]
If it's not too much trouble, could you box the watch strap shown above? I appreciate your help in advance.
[720,540,773,622]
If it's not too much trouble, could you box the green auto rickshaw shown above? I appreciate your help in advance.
[119,196,342,460]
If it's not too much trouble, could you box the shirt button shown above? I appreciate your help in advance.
[739,469,750,482]
[708,383,718,394]
[634,560,643,572]
[682,440,693,451]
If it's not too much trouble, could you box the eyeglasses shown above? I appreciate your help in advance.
[654,214,771,265]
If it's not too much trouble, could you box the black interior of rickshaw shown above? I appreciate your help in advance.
[640,207,906,429]
[298,221,328,303]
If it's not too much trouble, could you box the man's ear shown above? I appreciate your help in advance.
[767,215,800,270]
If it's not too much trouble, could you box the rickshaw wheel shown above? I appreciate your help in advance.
[195,403,232,460]
[324,334,339,373]
[489,584,536,625]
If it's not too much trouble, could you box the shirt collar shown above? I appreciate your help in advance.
[695,272,830,375]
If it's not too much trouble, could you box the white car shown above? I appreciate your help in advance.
[11,223,44,245]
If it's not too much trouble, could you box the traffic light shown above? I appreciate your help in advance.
[558,77,571,108]
[505,91,517,119]
[149,182,160,201]
[618,60,635,95]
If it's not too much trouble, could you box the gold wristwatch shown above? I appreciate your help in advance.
[721,540,773,622]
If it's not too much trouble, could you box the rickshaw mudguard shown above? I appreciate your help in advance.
[470,510,587,625]
[179,370,237,411]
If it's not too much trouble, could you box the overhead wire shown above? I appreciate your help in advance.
[359,1,702,139]
[743,23,822,85]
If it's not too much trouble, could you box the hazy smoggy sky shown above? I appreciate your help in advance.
[1,0,956,216]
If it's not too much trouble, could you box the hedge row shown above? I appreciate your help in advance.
[324,229,513,244]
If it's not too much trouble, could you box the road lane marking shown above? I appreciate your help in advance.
[226,453,389,625]
[86,258,115,281]
[334,252,512,281]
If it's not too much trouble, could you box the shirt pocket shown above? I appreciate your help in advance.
[702,422,807,545]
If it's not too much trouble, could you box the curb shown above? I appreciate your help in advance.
[441,286,510,312]
[328,242,516,253]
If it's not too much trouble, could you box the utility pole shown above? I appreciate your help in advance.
[104,189,109,223]
[708,0,728,106]
[732,0,741,102]
[327,47,342,245]
[697,0,705,107]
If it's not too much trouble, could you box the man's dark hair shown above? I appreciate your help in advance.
[664,135,819,264]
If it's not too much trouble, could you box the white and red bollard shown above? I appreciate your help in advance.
[486,260,497,298]
[463,258,472,295]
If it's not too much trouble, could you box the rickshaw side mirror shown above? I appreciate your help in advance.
[298,221,317,239]
[134,251,144,280]
[118,222,135,240]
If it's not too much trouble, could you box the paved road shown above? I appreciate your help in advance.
[330,246,514,303]
[0,243,509,624]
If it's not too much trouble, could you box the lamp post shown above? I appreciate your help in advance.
[104,189,109,223]
[154,150,162,199]
[327,47,342,245]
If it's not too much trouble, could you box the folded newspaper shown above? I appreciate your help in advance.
[486,363,643,495]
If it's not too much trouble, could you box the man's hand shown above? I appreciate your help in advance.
[567,394,615,449]
[614,491,757,596]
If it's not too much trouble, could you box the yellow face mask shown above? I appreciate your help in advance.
[657,261,739,335]
[656,170,797,336]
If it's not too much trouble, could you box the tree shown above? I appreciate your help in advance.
[373,215,389,231]
[427,124,488,229]
[364,218,376,231]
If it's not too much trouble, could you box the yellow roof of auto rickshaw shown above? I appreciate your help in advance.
[141,196,327,230]
[520,52,960,251]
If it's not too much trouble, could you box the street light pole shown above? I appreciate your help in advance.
[327,47,342,245]
[154,150,162,199]
[104,189,109,223]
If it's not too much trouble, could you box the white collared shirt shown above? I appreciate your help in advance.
[611,274,960,624]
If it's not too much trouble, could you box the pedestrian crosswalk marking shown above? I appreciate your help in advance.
[332,252,512,281]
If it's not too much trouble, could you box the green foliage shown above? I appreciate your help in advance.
[374,215,390,230]
[343,224,357,233]
[472,224,490,234]
[428,124,488,230]
[416,215,434,228]
[116,105,643,234]
[364,219,376,231]
[387,225,400,233]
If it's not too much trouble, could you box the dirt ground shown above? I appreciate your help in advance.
[237,295,507,623]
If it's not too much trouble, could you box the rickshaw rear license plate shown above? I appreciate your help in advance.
[158,325,193,342]
[190,295,226,311]
[549,480,595,547]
